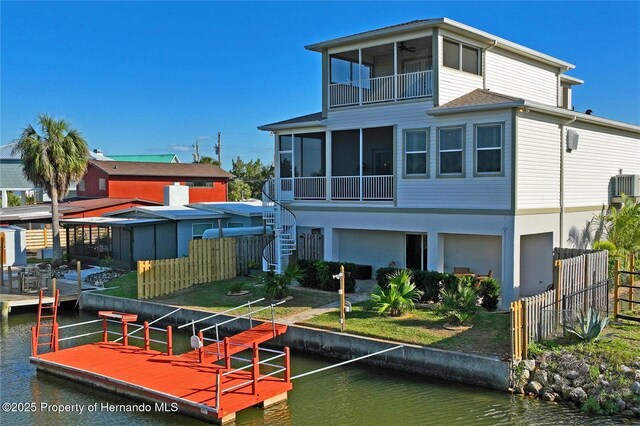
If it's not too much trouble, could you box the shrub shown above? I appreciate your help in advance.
[375,267,401,286]
[478,278,501,311]
[435,282,478,325]
[376,267,456,303]
[261,263,303,300]
[371,269,423,316]
[297,260,356,293]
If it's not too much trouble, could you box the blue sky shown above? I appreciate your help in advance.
[2,1,639,169]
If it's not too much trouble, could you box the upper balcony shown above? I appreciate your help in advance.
[328,36,433,108]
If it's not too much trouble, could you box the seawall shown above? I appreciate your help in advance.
[81,292,510,390]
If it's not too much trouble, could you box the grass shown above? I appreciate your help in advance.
[27,257,52,264]
[529,318,640,367]
[102,271,138,299]
[101,273,338,319]
[301,301,511,356]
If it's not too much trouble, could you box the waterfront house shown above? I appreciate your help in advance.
[258,18,640,305]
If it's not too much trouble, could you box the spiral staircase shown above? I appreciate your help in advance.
[261,179,296,273]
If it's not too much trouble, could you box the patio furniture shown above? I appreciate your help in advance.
[453,266,475,278]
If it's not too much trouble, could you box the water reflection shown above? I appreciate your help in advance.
[0,310,629,425]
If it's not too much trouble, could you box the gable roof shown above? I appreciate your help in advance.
[305,17,574,71]
[89,160,233,179]
[258,112,325,132]
[0,162,33,190]
[108,154,180,163]
[0,142,21,161]
[433,89,523,110]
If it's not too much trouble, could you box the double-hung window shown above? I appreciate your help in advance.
[475,124,503,175]
[438,127,464,177]
[404,129,429,177]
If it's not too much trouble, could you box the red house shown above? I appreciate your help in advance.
[77,161,233,203]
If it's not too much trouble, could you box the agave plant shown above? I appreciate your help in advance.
[261,263,303,300]
[371,269,424,317]
[565,308,609,342]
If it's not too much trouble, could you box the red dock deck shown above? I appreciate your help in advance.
[30,313,292,424]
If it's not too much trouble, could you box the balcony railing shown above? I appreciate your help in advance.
[274,176,393,202]
[329,70,432,108]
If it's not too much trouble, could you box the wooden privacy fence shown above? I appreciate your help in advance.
[137,238,237,299]
[614,254,639,322]
[294,233,324,261]
[511,249,609,361]
[25,228,68,251]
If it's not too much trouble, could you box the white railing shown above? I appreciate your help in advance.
[331,176,393,200]
[294,176,326,200]
[329,70,432,107]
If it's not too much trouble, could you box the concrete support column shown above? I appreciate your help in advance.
[1,191,7,208]
[323,227,338,262]
[427,233,444,272]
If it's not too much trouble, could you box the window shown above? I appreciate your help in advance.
[78,180,85,192]
[438,127,464,176]
[98,178,106,190]
[443,39,481,75]
[192,223,213,240]
[227,222,243,228]
[278,135,293,178]
[186,181,214,187]
[404,129,429,176]
[475,124,503,175]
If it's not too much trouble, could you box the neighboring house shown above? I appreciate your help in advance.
[61,201,267,267]
[76,160,233,204]
[0,142,34,207]
[258,18,640,305]
[107,154,181,163]
[0,198,161,228]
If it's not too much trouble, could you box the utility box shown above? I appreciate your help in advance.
[0,226,27,266]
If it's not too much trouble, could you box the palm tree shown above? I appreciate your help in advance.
[371,269,423,316]
[13,115,89,262]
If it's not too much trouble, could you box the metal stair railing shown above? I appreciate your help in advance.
[261,179,297,274]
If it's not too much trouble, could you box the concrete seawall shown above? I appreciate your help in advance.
[81,292,510,390]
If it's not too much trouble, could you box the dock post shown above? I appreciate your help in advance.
[122,321,129,346]
[76,261,83,310]
[143,321,150,351]
[53,322,59,351]
[31,326,37,356]
[7,265,12,293]
[198,330,204,363]
[1,301,10,321]
[224,337,231,369]
[51,278,57,297]
[284,347,291,383]
[102,318,108,342]
[166,325,173,356]
[252,342,259,396]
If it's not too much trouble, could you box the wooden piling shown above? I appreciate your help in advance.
[76,261,82,309]
[143,321,150,351]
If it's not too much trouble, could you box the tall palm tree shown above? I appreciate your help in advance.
[13,115,89,262]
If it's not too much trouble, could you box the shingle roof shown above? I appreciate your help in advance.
[90,160,233,179]
[434,89,523,110]
[258,112,324,131]
[0,162,33,190]
[0,142,21,160]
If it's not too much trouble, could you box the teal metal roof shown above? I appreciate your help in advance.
[108,154,179,163]
[0,162,33,190]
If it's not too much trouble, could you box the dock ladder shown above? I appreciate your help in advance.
[34,289,60,354]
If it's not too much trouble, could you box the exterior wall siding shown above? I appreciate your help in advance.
[485,48,559,105]
[516,113,561,209]
[77,164,109,198]
[108,176,228,204]
[563,123,640,207]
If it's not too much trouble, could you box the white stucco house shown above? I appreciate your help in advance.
[258,18,640,305]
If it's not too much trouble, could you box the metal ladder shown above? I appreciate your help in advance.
[35,289,59,353]
[262,179,296,274]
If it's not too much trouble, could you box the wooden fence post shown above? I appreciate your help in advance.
[522,299,528,359]
[554,259,562,324]
[43,228,48,248]
[614,259,620,320]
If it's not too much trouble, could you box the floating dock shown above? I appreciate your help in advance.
[29,303,292,424]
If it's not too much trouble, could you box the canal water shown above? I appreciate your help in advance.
[0,309,627,425]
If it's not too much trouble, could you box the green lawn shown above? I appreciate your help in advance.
[101,272,338,319]
[301,302,511,356]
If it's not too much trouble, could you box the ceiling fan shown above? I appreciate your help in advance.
[398,42,416,53]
